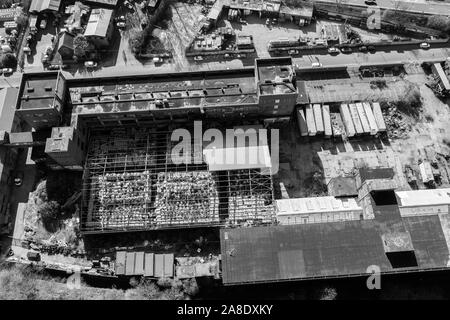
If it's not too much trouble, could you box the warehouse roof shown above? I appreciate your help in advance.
[84,8,113,38]
[30,0,61,13]
[0,87,18,132]
[18,73,59,110]
[395,188,450,207]
[220,213,450,285]
[276,196,362,216]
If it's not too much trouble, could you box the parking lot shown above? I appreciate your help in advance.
[23,15,58,71]
[223,14,318,58]
[305,76,413,104]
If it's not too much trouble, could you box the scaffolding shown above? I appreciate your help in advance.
[81,127,276,233]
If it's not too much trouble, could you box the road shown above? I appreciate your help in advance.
[293,46,450,68]
[314,0,450,15]
[57,44,450,79]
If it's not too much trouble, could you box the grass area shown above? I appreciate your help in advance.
[0,262,198,300]
[23,171,84,255]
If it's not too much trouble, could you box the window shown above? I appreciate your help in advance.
[275,99,280,103]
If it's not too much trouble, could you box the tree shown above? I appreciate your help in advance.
[73,35,89,59]
[38,201,61,222]
[427,16,450,34]
[0,53,17,68]
[128,29,145,54]
[15,13,28,32]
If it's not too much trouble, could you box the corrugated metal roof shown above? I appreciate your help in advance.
[276,196,361,216]
[84,8,113,38]
[220,214,450,285]
[115,251,126,275]
[432,63,450,91]
[30,0,61,12]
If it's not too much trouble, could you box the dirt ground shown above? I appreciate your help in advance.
[387,72,450,188]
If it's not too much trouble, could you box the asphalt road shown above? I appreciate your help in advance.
[315,0,450,15]
[292,46,450,68]
[61,43,450,79]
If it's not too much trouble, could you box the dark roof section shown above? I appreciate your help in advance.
[57,32,75,51]
[17,72,60,110]
[82,0,118,7]
[359,167,395,182]
[220,214,450,285]
[327,176,357,197]
[296,80,309,104]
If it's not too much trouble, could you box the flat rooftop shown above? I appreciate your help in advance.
[256,58,296,95]
[68,69,258,114]
[18,73,60,110]
[220,209,450,285]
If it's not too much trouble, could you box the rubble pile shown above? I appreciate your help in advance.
[154,171,219,225]
[227,170,274,224]
[95,171,152,229]
[98,171,152,205]
[383,105,412,139]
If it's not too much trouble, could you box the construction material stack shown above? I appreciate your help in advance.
[330,113,343,138]
[339,104,355,137]
[313,104,324,135]
[322,104,332,138]
[371,102,387,132]
[96,171,152,229]
[349,103,364,135]
[305,104,316,136]
[362,102,378,135]
[296,106,308,137]
[154,171,220,226]
[356,102,371,134]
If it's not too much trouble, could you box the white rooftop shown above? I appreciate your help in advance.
[395,188,450,207]
[276,196,362,216]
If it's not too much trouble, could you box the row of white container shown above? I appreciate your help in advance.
[297,102,387,138]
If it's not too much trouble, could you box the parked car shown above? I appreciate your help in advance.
[2,68,13,75]
[40,19,47,29]
[14,171,23,187]
[115,16,126,22]
[84,61,97,68]
[364,0,377,5]
[117,22,126,28]
[311,62,322,68]
[23,47,31,55]
[47,64,61,70]
[327,47,340,54]
[359,45,368,52]
[340,46,353,53]
[152,57,163,63]
[194,56,203,61]
[239,18,247,24]
[224,53,231,59]
[367,45,376,52]
[124,0,133,9]
[419,42,430,49]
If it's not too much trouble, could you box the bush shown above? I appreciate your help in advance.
[319,287,337,300]
[73,35,89,59]
[427,16,450,34]
[38,201,61,222]
[0,53,17,69]
[128,29,145,54]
